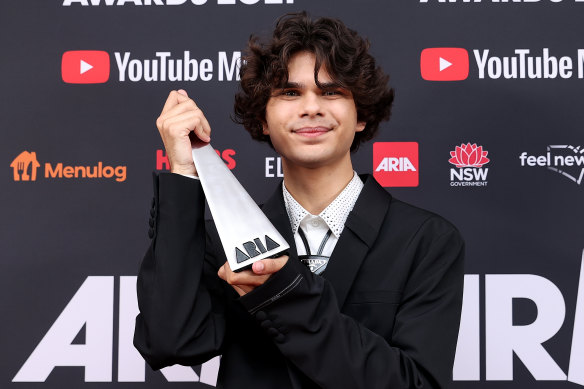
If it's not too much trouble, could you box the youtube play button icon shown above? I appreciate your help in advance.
[62,51,110,84]
[420,48,469,81]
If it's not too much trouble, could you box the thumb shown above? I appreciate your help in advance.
[177,89,189,97]
[252,255,289,275]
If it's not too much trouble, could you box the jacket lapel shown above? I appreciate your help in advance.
[261,181,297,257]
[323,174,392,308]
[260,175,392,309]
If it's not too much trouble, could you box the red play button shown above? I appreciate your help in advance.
[61,50,110,84]
[420,48,469,81]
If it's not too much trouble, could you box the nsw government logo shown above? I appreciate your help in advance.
[449,143,490,187]
[520,145,584,185]
[373,142,418,187]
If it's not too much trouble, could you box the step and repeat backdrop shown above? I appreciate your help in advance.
[2,0,583,388]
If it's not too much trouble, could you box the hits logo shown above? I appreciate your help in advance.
[157,149,236,170]
[373,142,419,187]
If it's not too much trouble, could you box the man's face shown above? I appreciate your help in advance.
[263,51,365,170]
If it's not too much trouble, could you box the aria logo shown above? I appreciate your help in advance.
[373,142,419,187]
[449,143,490,187]
[520,145,584,185]
[235,235,281,264]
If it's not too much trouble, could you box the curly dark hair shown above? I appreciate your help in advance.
[233,11,394,152]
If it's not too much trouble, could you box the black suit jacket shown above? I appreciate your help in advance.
[134,173,464,388]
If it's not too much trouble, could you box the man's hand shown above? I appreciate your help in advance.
[217,255,289,296]
[155,89,211,176]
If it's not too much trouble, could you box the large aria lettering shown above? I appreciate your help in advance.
[13,277,219,384]
[13,252,584,386]
[454,250,584,384]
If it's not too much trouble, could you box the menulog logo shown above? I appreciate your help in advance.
[519,145,584,185]
[373,142,419,187]
[10,151,127,182]
[449,143,490,187]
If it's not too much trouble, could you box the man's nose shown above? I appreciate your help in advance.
[300,93,323,117]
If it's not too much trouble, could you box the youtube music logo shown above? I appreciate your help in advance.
[420,48,469,81]
[62,51,110,84]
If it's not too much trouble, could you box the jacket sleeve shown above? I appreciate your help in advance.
[133,172,229,370]
[238,216,465,389]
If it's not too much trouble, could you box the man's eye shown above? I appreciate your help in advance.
[323,90,342,96]
[283,90,299,97]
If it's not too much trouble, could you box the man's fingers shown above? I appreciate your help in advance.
[160,110,204,136]
[157,100,210,142]
[218,261,271,287]
[252,255,289,275]
[159,90,194,116]
[160,90,181,116]
[158,98,199,124]
[194,114,211,142]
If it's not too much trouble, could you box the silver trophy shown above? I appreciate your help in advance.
[192,143,289,272]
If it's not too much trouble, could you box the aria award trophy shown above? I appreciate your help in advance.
[191,143,290,272]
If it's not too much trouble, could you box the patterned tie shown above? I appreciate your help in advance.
[297,228,332,275]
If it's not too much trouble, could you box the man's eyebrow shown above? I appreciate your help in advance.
[318,82,343,89]
[283,82,304,89]
[282,81,343,89]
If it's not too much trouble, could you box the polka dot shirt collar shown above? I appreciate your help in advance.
[282,172,364,238]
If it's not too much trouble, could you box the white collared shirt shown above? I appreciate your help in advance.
[282,172,363,267]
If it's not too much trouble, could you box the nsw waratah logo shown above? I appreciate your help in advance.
[449,143,490,187]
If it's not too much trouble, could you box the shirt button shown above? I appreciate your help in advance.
[310,220,320,227]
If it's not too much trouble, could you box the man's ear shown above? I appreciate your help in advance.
[262,122,270,135]
[356,121,366,132]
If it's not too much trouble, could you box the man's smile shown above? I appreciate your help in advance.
[292,126,332,137]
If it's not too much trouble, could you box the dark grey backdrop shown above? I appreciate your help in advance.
[2,0,583,388]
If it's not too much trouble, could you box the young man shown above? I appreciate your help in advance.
[134,12,464,389]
